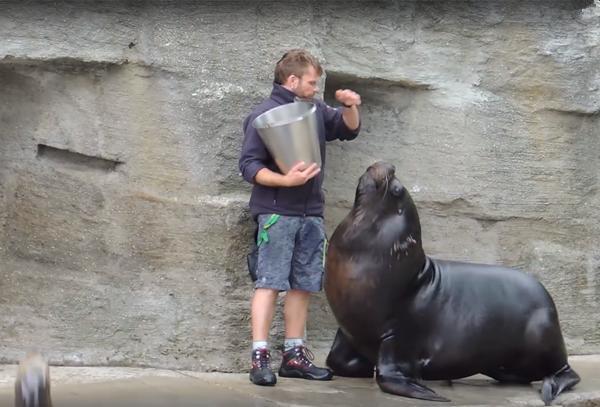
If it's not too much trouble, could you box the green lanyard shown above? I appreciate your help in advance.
[257,214,281,247]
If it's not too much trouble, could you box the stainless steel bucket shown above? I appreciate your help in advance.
[252,101,321,174]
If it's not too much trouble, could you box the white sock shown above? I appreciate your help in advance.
[252,341,268,351]
[284,338,304,351]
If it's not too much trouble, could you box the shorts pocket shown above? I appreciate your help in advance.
[247,244,259,282]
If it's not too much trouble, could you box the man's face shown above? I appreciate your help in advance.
[292,66,320,99]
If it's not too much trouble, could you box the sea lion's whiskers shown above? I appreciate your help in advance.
[382,174,389,201]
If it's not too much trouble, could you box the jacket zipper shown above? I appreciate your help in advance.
[303,179,314,216]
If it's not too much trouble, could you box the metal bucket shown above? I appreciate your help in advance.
[252,101,321,174]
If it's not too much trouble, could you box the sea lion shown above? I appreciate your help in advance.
[15,352,52,407]
[324,161,580,405]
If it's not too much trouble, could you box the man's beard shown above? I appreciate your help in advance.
[294,95,319,103]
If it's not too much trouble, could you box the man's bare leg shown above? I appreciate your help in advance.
[252,288,279,341]
[250,288,279,386]
[283,289,310,338]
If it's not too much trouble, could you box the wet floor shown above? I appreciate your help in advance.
[3,376,273,407]
[1,356,599,406]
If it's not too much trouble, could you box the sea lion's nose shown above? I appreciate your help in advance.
[391,179,404,197]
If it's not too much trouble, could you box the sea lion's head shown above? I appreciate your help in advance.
[328,161,426,293]
[355,162,412,213]
[352,161,422,247]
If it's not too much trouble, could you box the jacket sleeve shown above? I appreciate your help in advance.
[239,114,269,184]
[321,101,361,142]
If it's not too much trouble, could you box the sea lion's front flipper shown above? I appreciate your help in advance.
[376,335,450,402]
[377,375,450,402]
[326,328,374,378]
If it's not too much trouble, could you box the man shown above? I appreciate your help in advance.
[239,49,361,386]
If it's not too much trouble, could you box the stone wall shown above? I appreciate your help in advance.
[0,1,598,371]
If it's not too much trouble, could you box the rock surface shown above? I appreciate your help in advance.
[0,1,598,371]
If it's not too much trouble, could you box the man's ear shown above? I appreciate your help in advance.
[288,74,299,90]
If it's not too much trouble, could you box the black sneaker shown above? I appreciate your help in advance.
[278,345,333,381]
[249,348,277,386]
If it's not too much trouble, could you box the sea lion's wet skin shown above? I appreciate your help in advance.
[324,161,580,405]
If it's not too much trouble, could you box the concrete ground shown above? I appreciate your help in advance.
[0,356,598,407]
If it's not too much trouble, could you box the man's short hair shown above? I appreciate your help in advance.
[274,49,323,84]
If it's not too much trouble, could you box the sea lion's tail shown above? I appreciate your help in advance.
[14,353,52,407]
[540,364,580,406]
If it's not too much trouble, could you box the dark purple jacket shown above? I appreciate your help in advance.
[239,83,360,218]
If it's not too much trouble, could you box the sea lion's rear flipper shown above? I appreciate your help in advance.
[326,329,374,378]
[540,364,580,406]
[376,335,450,402]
